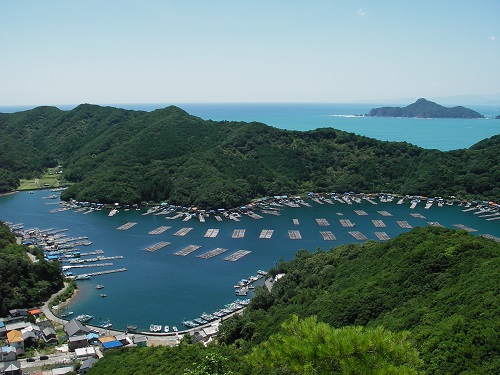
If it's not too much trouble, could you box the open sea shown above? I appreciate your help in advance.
[0,103,499,332]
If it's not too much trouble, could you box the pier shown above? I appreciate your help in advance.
[397,221,412,229]
[197,247,228,259]
[148,226,171,235]
[354,210,368,216]
[320,231,336,240]
[223,250,251,261]
[428,222,444,227]
[204,229,219,238]
[247,212,263,219]
[259,229,274,239]
[116,222,137,231]
[83,268,127,277]
[166,213,183,220]
[453,224,477,232]
[215,215,223,221]
[377,211,392,216]
[232,229,246,239]
[410,213,426,219]
[174,245,201,256]
[480,234,500,243]
[364,197,378,205]
[348,231,368,240]
[69,256,123,263]
[315,218,330,226]
[144,242,171,252]
[339,219,355,227]
[288,230,302,240]
[371,220,386,228]
[63,262,113,269]
[174,228,193,236]
[374,232,390,240]
[79,250,105,256]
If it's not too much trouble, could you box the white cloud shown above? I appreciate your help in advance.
[488,35,496,41]
[357,8,366,16]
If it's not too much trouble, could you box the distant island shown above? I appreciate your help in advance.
[366,98,484,119]
[496,115,500,119]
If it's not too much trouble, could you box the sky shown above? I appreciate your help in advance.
[1,0,499,106]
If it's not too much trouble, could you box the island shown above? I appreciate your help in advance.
[496,115,500,119]
[366,98,484,118]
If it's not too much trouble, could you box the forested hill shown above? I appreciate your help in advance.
[367,98,484,118]
[0,104,499,207]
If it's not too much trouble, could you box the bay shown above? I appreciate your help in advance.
[0,190,498,332]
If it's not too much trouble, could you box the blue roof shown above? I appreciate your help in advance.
[102,340,122,349]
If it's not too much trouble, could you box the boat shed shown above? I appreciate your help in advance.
[102,340,123,350]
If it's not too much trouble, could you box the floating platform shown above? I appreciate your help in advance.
[397,221,412,229]
[148,226,171,235]
[377,211,392,216]
[223,250,251,261]
[427,222,444,227]
[174,228,193,236]
[480,234,500,243]
[364,198,378,205]
[293,218,299,225]
[259,229,274,239]
[247,212,263,219]
[410,213,426,219]
[339,219,355,228]
[348,231,368,240]
[79,250,105,256]
[84,268,127,277]
[116,222,137,231]
[288,230,302,240]
[354,210,368,216]
[315,218,330,226]
[232,229,246,239]
[144,242,171,252]
[204,229,219,238]
[197,247,228,259]
[165,213,183,220]
[320,231,336,240]
[371,220,386,228]
[215,215,223,222]
[174,245,201,256]
[453,224,477,232]
[374,232,390,241]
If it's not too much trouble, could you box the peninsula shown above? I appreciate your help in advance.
[366,98,484,118]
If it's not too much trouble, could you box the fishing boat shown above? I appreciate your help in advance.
[95,285,104,290]
[164,325,169,333]
[60,311,74,318]
[98,320,112,329]
[75,314,93,323]
[182,320,198,328]
[100,294,107,298]
[127,325,138,333]
[172,326,178,332]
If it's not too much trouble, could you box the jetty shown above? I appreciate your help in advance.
[63,263,113,269]
[259,229,274,239]
[364,197,378,205]
[232,229,246,239]
[374,232,390,241]
[397,221,412,229]
[320,231,336,240]
[371,220,386,228]
[486,216,500,221]
[428,222,444,227]
[348,231,368,240]
[247,212,263,219]
[261,209,281,216]
[197,247,228,259]
[82,268,127,277]
[354,210,368,216]
[165,213,183,220]
[116,222,137,231]
[462,207,477,212]
[315,218,330,226]
[174,228,193,236]
[148,226,171,235]
[144,242,171,252]
[288,230,302,240]
[293,218,299,225]
[79,250,105,257]
[69,256,123,264]
[453,224,477,232]
[223,250,251,261]
[174,245,201,256]
[410,201,418,209]
[204,229,219,238]
[377,211,393,216]
[215,215,223,222]
[480,234,500,243]
[410,213,426,219]
[339,219,355,227]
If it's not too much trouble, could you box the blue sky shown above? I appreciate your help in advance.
[1,1,499,105]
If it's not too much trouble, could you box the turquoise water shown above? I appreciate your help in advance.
[1,103,499,150]
[0,190,498,331]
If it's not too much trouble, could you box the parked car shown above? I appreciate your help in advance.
[40,355,49,360]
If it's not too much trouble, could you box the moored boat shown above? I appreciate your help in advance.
[75,314,93,323]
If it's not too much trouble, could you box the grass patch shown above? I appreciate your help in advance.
[18,168,71,191]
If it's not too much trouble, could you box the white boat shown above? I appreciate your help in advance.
[164,325,169,333]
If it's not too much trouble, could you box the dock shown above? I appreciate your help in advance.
[374,232,390,240]
[364,197,378,205]
[453,224,477,232]
[339,219,355,227]
[63,262,114,270]
[82,268,127,277]
[116,222,137,231]
[480,234,500,243]
[371,220,386,228]
[165,213,183,220]
[377,211,392,216]
[427,222,444,227]
[223,250,251,261]
[174,245,201,256]
[144,242,171,252]
[174,228,193,236]
[348,231,368,240]
[148,226,171,235]
[410,201,418,209]
[410,213,426,219]
[232,229,246,239]
[315,218,330,226]
[79,250,105,257]
[288,230,302,240]
[293,218,299,225]
[247,212,263,219]
[197,248,228,259]
[397,221,412,229]
[320,231,336,240]
[259,230,274,239]
[354,210,368,216]
[215,215,223,222]
[204,229,219,238]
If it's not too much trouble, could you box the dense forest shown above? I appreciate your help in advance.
[0,104,499,208]
[88,227,500,374]
[367,98,484,118]
[0,221,64,316]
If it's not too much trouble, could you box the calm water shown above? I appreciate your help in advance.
[1,103,499,151]
[0,190,498,331]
